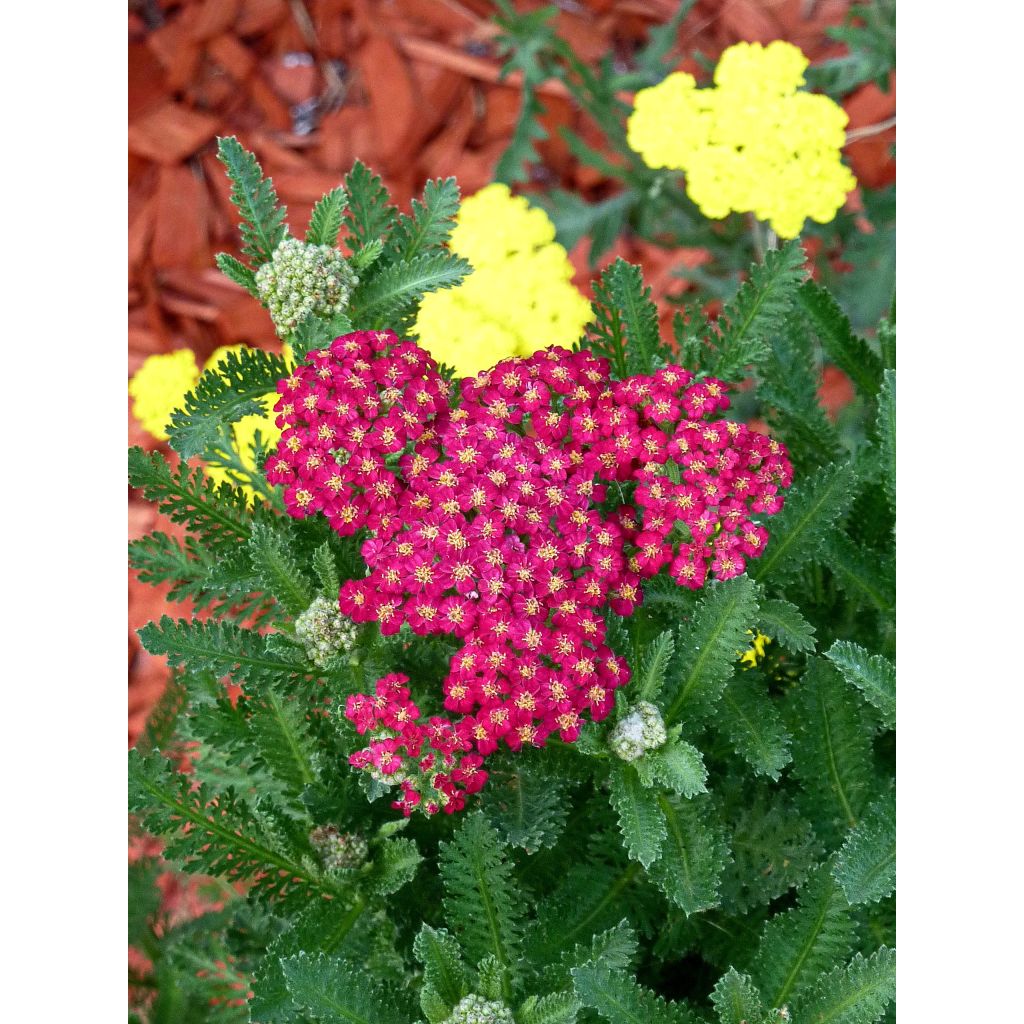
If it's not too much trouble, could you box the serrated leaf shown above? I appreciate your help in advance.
[751,462,859,586]
[214,251,259,297]
[756,598,817,653]
[166,346,288,460]
[313,541,341,598]
[439,813,524,994]
[476,954,508,1001]
[634,629,676,702]
[663,575,760,724]
[750,862,857,1008]
[786,660,875,845]
[288,311,353,362]
[216,136,288,266]
[825,641,895,730]
[247,521,314,617]
[833,790,896,904]
[825,533,895,614]
[797,280,883,399]
[639,739,707,797]
[649,794,728,915]
[572,962,700,1024]
[386,177,460,261]
[609,765,667,868]
[352,250,470,329]
[368,837,422,896]
[280,953,410,1024]
[413,925,469,1009]
[793,947,896,1024]
[703,241,807,380]
[876,369,895,507]
[480,759,570,851]
[306,186,347,246]
[716,674,792,780]
[519,990,581,1024]
[342,160,394,250]
[587,259,664,377]
[710,968,770,1024]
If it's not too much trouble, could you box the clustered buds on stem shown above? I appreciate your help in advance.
[267,329,793,814]
[443,994,515,1024]
[294,596,358,668]
[308,825,368,871]
[608,701,667,762]
[255,238,357,334]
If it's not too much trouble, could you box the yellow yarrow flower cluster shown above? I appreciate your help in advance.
[627,41,856,238]
[413,183,592,376]
[129,344,286,503]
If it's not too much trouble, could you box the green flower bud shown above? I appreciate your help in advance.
[608,701,667,762]
[295,596,358,668]
[255,238,358,335]
[443,994,515,1024]
[308,826,369,871]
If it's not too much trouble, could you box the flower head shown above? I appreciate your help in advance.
[627,41,856,237]
[443,994,515,1024]
[413,184,591,375]
[128,349,200,440]
[308,825,369,870]
[608,701,667,762]
[255,237,358,334]
[295,596,359,668]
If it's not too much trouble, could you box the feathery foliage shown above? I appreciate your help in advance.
[306,187,347,247]
[833,789,896,905]
[826,641,896,730]
[216,136,288,266]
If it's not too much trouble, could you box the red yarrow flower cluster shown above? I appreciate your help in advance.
[267,329,792,815]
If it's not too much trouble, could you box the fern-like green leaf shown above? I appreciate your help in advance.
[386,177,460,261]
[797,280,883,399]
[519,991,581,1024]
[128,749,333,904]
[367,837,422,896]
[635,737,707,797]
[342,160,394,249]
[215,251,259,297]
[634,629,676,703]
[247,521,314,617]
[786,660,875,844]
[649,794,729,915]
[608,764,667,868]
[833,790,896,905]
[825,641,895,730]
[715,674,792,780]
[588,259,664,377]
[166,346,288,460]
[129,447,257,553]
[313,541,341,599]
[414,925,470,1009]
[480,758,570,851]
[756,597,817,654]
[439,813,525,992]
[306,186,347,247]
[129,531,211,603]
[702,241,807,380]
[352,250,470,329]
[663,575,759,724]
[572,962,701,1024]
[825,533,895,614]
[750,862,857,1009]
[710,968,770,1024]
[216,136,288,267]
[138,616,309,689]
[792,947,896,1024]
[289,311,354,362]
[876,369,895,507]
[280,953,411,1024]
[751,462,859,586]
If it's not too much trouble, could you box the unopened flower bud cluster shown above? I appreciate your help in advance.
[295,596,358,668]
[608,701,667,762]
[443,994,515,1024]
[308,825,368,870]
[256,237,358,334]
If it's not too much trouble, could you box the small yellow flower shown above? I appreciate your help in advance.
[413,183,592,376]
[627,41,856,238]
[738,629,772,670]
[128,349,200,441]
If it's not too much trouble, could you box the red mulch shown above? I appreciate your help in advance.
[128,0,896,745]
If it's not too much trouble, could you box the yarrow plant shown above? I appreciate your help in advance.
[130,126,895,1024]
[627,41,856,238]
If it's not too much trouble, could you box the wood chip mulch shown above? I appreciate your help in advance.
[128,0,896,745]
